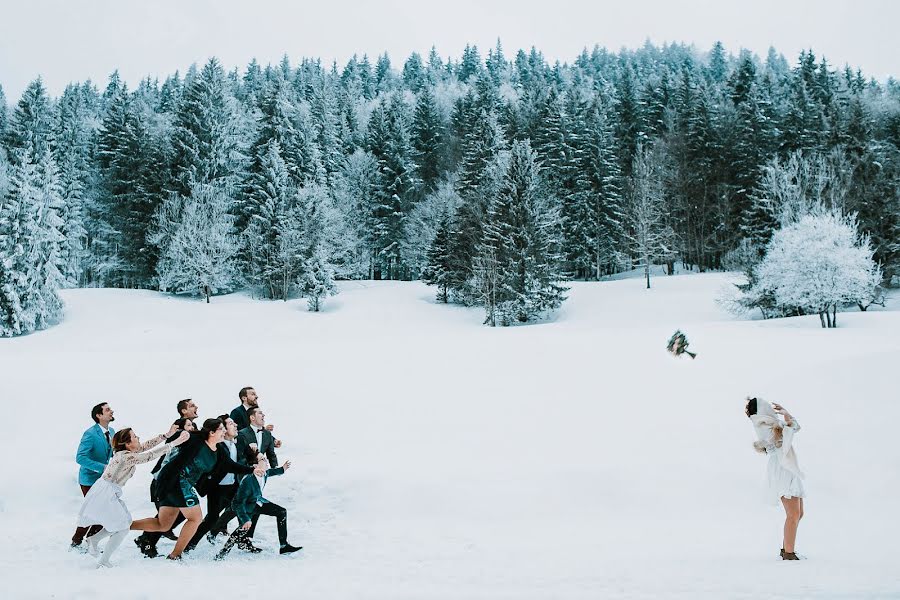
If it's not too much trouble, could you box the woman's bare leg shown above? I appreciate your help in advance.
[169,506,203,558]
[781,496,802,553]
[131,506,180,532]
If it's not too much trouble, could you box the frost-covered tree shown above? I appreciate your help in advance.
[0,150,65,336]
[332,149,378,278]
[752,208,882,327]
[626,143,676,289]
[300,246,337,311]
[242,139,300,299]
[151,181,239,303]
[477,140,567,325]
[401,180,461,278]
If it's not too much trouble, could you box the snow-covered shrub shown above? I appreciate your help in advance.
[744,208,881,327]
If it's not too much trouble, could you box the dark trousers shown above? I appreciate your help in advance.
[72,484,102,544]
[218,502,287,557]
[188,483,237,548]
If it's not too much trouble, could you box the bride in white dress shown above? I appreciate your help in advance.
[77,425,189,567]
[745,397,805,560]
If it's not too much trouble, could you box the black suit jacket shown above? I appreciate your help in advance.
[230,405,250,432]
[236,426,278,467]
[196,440,256,497]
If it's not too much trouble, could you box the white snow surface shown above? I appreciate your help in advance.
[1,273,899,598]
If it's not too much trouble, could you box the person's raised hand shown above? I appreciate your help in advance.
[266,424,275,432]
[274,439,282,448]
[283,460,291,471]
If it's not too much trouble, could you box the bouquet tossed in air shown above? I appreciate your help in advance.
[666,330,696,359]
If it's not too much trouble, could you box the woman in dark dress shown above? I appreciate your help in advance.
[131,418,225,560]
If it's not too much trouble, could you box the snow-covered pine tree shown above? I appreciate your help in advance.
[401,180,461,279]
[3,78,55,164]
[564,97,625,279]
[53,83,96,286]
[295,184,345,306]
[421,207,454,303]
[448,99,507,302]
[477,139,567,325]
[0,83,8,145]
[242,139,300,299]
[332,149,378,278]
[412,85,444,193]
[0,150,65,336]
[366,94,419,280]
[151,181,239,303]
[171,58,248,195]
[626,143,676,289]
[300,246,337,312]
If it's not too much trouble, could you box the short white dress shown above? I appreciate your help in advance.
[77,435,171,532]
[760,421,805,504]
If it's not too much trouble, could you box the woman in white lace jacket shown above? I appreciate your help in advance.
[77,425,189,567]
[745,397,805,561]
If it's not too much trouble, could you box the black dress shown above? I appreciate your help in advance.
[158,444,218,508]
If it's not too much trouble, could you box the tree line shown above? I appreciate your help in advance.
[1,41,898,333]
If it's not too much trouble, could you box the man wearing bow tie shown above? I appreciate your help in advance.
[237,408,278,467]
[71,403,115,549]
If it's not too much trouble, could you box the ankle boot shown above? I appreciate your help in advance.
[782,551,800,560]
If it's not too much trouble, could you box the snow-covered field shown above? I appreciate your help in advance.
[1,272,899,598]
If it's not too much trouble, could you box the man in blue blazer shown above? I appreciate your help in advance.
[214,457,301,558]
[71,402,115,548]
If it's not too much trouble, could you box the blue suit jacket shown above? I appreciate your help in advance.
[232,467,284,524]
[76,424,115,486]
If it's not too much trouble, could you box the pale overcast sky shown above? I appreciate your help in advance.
[1,0,897,101]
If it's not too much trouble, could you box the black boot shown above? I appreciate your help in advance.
[782,551,800,560]
[279,543,302,555]
[135,537,160,558]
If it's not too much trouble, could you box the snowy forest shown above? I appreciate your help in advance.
[1,41,899,334]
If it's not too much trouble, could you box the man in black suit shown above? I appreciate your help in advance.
[230,387,281,449]
[229,387,257,432]
[236,407,282,542]
[185,415,255,552]
[237,407,278,467]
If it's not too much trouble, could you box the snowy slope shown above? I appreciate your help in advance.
[1,273,898,598]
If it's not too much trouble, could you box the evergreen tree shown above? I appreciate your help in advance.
[171,57,248,195]
[477,140,567,325]
[242,139,298,299]
[412,86,444,193]
[615,62,642,176]
[421,208,454,302]
[0,150,65,336]
[458,44,483,82]
[564,99,626,279]
[4,78,55,164]
[300,245,337,311]
[366,95,419,279]
[448,103,506,300]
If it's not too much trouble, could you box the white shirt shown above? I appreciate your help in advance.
[255,474,266,506]
[219,439,238,486]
